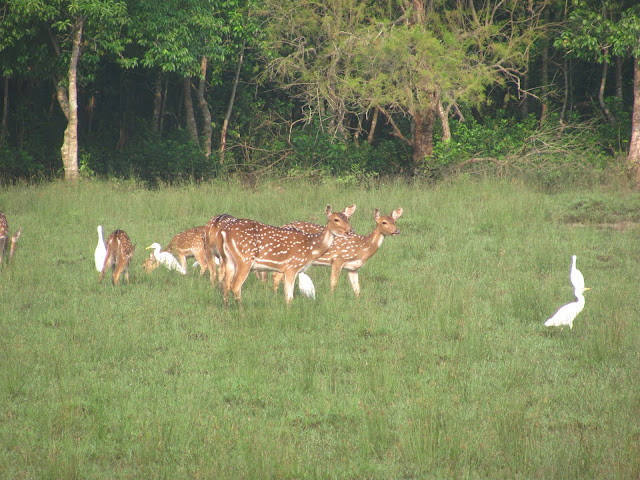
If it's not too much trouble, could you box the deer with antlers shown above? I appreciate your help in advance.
[99,229,136,285]
[143,226,209,275]
[219,205,356,306]
[0,211,22,268]
[274,207,402,297]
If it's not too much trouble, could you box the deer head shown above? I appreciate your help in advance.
[142,252,160,273]
[374,207,403,236]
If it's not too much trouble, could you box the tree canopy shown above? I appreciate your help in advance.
[1,0,639,185]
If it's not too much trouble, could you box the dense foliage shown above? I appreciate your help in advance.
[0,0,638,185]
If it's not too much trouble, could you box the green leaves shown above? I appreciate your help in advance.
[125,0,255,77]
[557,1,640,62]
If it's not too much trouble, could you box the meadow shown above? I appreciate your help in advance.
[1,177,639,479]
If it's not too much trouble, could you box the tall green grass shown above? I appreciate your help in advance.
[1,178,639,478]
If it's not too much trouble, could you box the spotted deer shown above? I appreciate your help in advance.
[99,230,136,285]
[220,205,356,306]
[0,211,22,268]
[143,226,209,275]
[274,207,402,297]
[203,214,238,286]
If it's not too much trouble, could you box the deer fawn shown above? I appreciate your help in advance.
[143,226,209,275]
[99,230,136,285]
[220,204,356,306]
[0,211,22,268]
[274,207,402,297]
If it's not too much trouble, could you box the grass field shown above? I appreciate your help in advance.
[1,177,639,479]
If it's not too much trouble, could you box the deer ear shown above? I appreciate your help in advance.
[343,204,356,218]
[325,205,332,218]
[373,208,380,221]
[392,208,403,220]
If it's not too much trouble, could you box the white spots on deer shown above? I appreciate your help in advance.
[99,229,136,286]
[277,207,403,297]
[144,226,209,276]
[219,204,355,306]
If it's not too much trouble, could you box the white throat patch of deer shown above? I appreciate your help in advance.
[275,207,403,296]
[99,229,136,285]
[220,204,355,306]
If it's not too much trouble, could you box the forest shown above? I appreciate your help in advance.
[1,0,640,187]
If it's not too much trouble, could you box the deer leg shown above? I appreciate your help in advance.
[222,254,236,307]
[206,247,218,285]
[0,237,6,267]
[124,262,131,284]
[216,232,228,287]
[272,272,284,292]
[283,270,297,304]
[231,262,252,304]
[347,270,361,297]
[194,250,208,275]
[176,253,188,273]
[330,260,347,292]
[9,228,21,262]
[217,258,226,286]
[99,253,113,284]
[113,260,124,285]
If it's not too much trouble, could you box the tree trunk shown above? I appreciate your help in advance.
[196,56,212,157]
[539,7,550,123]
[220,42,245,163]
[521,71,529,119]
[116,78,128,151]
[560,56,569,127]
[412,106,435,170]
[160,79,168,132]
[0,77,8,146]
[152,72,162,132]
[116,111,127,151]
[58,18,83,182]
[437,98,451,143]
[540,46,549,123]
[598,49,615,125]
[183,77,199,145]
[367,106,379,144]
[86,93,95,136]
[627,53,640,188]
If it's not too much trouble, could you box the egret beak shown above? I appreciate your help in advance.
[145,245,154,250]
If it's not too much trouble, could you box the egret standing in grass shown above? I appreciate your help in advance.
[569,255,585,292]
[545,255,590,330]
[297,272,316,299]
[95,225,107,272]
[146,243,187,275]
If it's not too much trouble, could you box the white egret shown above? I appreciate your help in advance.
[545,255,590,330]
[146,243,187,275]
[569,255,585,291]
[95,225,107,272]
[298,272,316,299]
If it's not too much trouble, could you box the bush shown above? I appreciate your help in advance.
[83,129,220,186]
